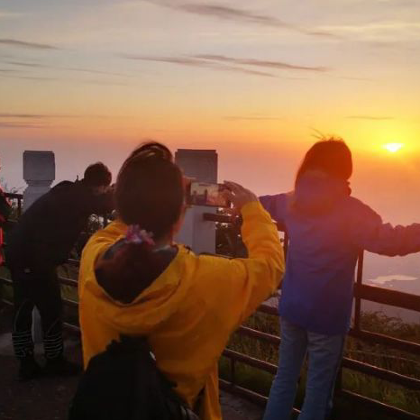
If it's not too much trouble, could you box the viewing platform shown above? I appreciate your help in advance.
[2,152,420,420]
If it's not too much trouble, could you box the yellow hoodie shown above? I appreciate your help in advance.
[78,201,284,420]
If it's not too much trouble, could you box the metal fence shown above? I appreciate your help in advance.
[212,213,420,420]
[1,195,420,419]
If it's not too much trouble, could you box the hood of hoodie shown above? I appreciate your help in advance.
[79,219,193,337]
[293,170,350,216]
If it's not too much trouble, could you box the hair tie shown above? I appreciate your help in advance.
[125,225,155,246]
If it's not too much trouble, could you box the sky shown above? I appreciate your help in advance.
[1,0,420,226]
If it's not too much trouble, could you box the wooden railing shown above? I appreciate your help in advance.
[1,206,420,419]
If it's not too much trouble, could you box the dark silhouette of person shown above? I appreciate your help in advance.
[6,162,114,380]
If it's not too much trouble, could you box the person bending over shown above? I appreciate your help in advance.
[6,162,114,380]
[77,142,284,420]
[260,138,420,420]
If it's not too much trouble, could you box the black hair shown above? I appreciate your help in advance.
[115,142,183,239]
[127,141,173,162]
[295,138,353,188]
[83,162,112,187]
[95,142,184,302]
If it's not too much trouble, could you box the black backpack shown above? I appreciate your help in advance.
[69,336,200,420]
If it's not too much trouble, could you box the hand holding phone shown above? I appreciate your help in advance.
[222,181,258,211]
[187,182,230,207]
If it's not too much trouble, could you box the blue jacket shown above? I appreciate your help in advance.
[260,171,420,335]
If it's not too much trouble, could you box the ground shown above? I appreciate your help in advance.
[0,304,263,420]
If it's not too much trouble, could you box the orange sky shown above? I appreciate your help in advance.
[1,0,420,224]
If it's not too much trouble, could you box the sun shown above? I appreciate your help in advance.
[383,143,404,153]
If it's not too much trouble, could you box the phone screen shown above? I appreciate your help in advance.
[188,182,230,207]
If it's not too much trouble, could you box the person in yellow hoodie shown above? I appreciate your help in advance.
[78,142,284,420]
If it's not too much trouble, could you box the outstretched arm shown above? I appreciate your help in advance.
[259,194,287,225]
[352,201,420,256]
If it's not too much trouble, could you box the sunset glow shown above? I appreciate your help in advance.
[383,143,404,153]
[1,0,420,206]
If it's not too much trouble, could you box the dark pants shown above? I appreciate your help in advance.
[10,265,63,360]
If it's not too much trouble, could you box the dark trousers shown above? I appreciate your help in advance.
[10,265,63,360]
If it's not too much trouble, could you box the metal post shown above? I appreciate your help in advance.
[354,250,364,331]
[230,357,236,387]
[23,151,56,343]
[17,197,22,217]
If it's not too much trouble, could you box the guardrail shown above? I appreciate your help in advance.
[1,207,420,419]
[205,213,420,420]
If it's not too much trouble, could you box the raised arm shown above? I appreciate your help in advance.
[198,182,285,328]
[352,200,420,256]
[228,199,285,324]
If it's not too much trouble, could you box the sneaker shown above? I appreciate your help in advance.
[44,357,81,377]
[19,357,43,381]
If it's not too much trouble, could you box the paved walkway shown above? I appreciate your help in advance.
[0,304,263,420]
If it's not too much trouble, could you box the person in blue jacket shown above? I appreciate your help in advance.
[260,138,420,420]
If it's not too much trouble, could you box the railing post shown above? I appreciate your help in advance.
[354,250,364,331]
[17,196,22,218]
[230,356,236,388]
[174,149,218,254]
[23,151,56,343]
[23,151,55,211]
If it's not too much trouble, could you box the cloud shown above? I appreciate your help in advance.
[223,115,283,121]
[0,38,58,50]
[0,122,48,129]
[65,67,128,77]
[1,74,58,81]
[317,21,420,42]
[143,1,340,39]
[1,73,129,86]
[195,54,330,72]
[0,11,24,19]
[346,115,394,120]
[338,76,374,82]
[0,113,48,119]
[0,113,110,129]
[77,79,129,86]
[0,113,109,119]
[3,60,129,77]
[122,54,277,77]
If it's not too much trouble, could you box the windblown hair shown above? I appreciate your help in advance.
[95,142,184,303]
[295,138,353,188]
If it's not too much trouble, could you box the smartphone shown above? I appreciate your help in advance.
[187,181,230,208]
